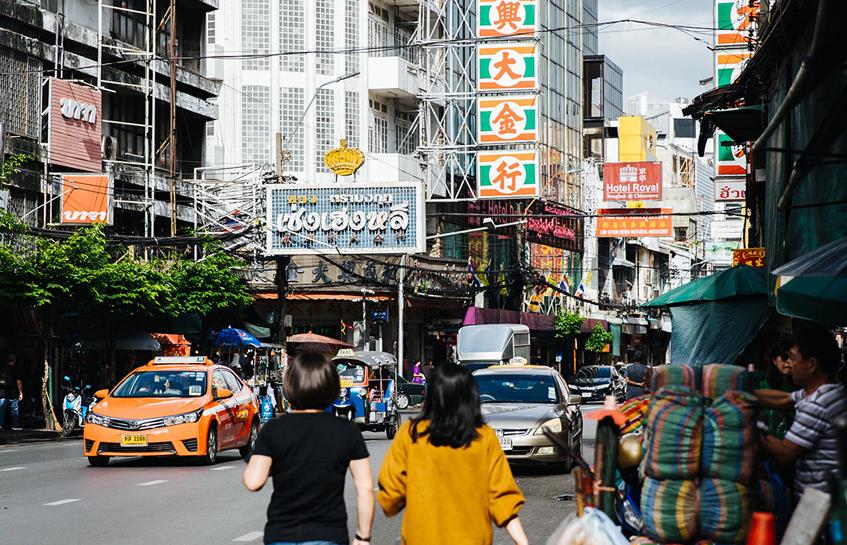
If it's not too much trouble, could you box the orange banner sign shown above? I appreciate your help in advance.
[60,174,111,224]
[596,208,673,238]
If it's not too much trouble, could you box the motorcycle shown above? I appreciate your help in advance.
[61,376,96,437]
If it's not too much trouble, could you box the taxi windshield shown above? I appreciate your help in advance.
[475,373,558,404]
[112,371,208,398]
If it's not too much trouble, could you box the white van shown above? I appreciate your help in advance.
[456,324,531,372]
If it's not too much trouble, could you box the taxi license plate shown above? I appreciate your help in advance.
[499,437,513,451]
[340,377,354,388]
[121,434,147,447]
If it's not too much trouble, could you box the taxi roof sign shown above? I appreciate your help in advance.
[508,356,528,366]
[151,356,209,365]
[336,349,355,357]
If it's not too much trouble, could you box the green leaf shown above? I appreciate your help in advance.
[585,324,613,352]
[554,310,584,338]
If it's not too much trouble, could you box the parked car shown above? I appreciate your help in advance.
[570,365,625,403]
[473,362,583,471]
[391,372,426,410]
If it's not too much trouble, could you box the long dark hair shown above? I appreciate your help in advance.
[411,364,484,448]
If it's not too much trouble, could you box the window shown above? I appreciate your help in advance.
[345,91,360,147]
[280,87,305,171]
[113,371,208,398]
[674,227,688,242]
[345,0,359,73]
[316,0,334,75]
[241,85,271,164]
[368,2,390,57]
[369,99,388,153]
[206,122,214,137]
[222,370,243,392]
[242,0,270,70]
[280,0,304,72]
[315,89,335,171]
[395,111,417,155]
[206,12,215,45]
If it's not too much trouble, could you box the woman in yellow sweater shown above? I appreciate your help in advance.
[378,364,529,545]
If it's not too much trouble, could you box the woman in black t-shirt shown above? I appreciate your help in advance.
[243,352,374,545]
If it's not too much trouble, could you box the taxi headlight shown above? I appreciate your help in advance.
[86,412,111,427]
[535,418,563,435]
[164,409,203,426]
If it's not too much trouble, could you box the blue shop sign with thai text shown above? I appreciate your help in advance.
[266,182,425,255]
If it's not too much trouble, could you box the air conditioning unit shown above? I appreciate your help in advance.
[101,135,118,161]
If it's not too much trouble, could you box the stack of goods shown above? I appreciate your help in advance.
[642,385,703,543]
[639,364,758,545]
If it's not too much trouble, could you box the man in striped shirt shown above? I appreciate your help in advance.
[756,326,847,495]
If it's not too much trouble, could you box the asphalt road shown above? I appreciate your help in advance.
[0,408,598,545]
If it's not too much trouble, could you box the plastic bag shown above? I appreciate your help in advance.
[546,508,631,545]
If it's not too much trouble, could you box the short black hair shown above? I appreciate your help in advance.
[411,364,483,448]
[283,351,340,410]
[768,335,793,362]
[792,326,841,378]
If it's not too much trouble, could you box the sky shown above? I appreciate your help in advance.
[596,0,714,104]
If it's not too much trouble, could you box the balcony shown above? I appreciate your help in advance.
[367,153,421,183]
[368,56,421,99]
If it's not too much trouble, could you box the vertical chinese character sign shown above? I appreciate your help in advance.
[478,95,538,144]
[478,0,537,38]
[478,43,538,91]
[477,150,539,198]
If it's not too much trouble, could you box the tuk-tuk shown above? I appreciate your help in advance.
[331,350,401,439]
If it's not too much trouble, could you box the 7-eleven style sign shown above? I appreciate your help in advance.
[477,150,539,199]
[478,95,538,144]
[716,132,747,175]
[478,0,537,38]
[478,43,538,91]
[715,0,759,47]
[715,50,752,87]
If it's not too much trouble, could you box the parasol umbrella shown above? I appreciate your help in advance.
[213,327,262,348]
[287,332,353,354]
[773,235,847,326]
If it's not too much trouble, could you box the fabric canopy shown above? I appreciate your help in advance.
[643,265,767,307]
[669,298,770,366]
[704,105,766,143]
[772,235,847,278]
[775,276,847,326]
[213,327,262,348]
[462,307,608,333]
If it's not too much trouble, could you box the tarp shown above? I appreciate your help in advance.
[643,266,767,307]
[669,298,770,366]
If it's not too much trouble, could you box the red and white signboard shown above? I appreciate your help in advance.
[60,174,112,225]
[715,179,746,202]
[603,161,662,201]
[48,78,103,172]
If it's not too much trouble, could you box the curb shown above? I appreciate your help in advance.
[0,430,73,445]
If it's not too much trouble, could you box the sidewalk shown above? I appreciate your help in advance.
[0,429,67,445]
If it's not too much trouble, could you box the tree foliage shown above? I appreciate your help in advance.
[0,153,33,186]
[554,310,584,338]
[585,324,613,353]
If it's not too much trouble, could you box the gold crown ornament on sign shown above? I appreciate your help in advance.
[324,138,365,177]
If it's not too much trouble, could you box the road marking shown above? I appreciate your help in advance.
[1,466,25,471]
[210,465,235,471]
[44,499,80,506]
[232,531,263,542]
[137,479,168,486]
[0,448,19,454]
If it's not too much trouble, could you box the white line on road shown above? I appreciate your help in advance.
[44,499,80,506]
[210,465,235,471]
[1,466,25,471]
[0,448,19,454]
[137,480,168,486]
[232,531,263,542]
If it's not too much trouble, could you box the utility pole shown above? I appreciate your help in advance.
[274,132,290,346]
[167,0,178,237]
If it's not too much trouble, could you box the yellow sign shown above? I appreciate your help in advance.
[618,116,658,162]
[732,247,765,268]
[324,139,365,176]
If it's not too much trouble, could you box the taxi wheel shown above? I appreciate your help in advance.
[88,456,110,467]
[240,419,259,459]
[202,425,219,465]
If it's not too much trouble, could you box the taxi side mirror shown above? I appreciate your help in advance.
[215,388,234,400]
[94,389,109,400]
[567,394,583,406]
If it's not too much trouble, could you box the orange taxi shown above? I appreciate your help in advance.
[83,356,259,466]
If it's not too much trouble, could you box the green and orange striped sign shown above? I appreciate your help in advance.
[477,150,539,199]
[478,95,538,144]
[715,0,759,47]
[478,0,537,38]
[478,43,538,91]
[716,132,746,176]
[715,50,752,88]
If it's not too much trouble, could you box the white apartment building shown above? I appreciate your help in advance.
[204,0,421,183]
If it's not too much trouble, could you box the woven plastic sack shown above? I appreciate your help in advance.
[641,477,699,543]
[644,388,703,480]
[701,364,754,402]
[701,391,756,482]
[699,478,751,544]
[650,364,699,393]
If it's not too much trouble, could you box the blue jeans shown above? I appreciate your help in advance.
[267,542,345,545]
[0,397,20,429]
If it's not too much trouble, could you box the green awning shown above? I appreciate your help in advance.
[704,105,766,143]
[776,276,847,326]
[643,265,767,308]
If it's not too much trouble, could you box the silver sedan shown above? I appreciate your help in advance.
[473,365,583,471]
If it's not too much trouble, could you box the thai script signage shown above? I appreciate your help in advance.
[477,95,538,144]
[596,208,673,238]
[477,0,537,38]
[478,43,538,92]
[715,178,746,202]
[48,78,103,172]
[732,247,765,268]
[603,161,663,201]
[60,174,112,225]
[477,150,539,199]
[266,182,425,255]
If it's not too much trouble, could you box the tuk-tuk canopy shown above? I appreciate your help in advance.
[332,350,397,368]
